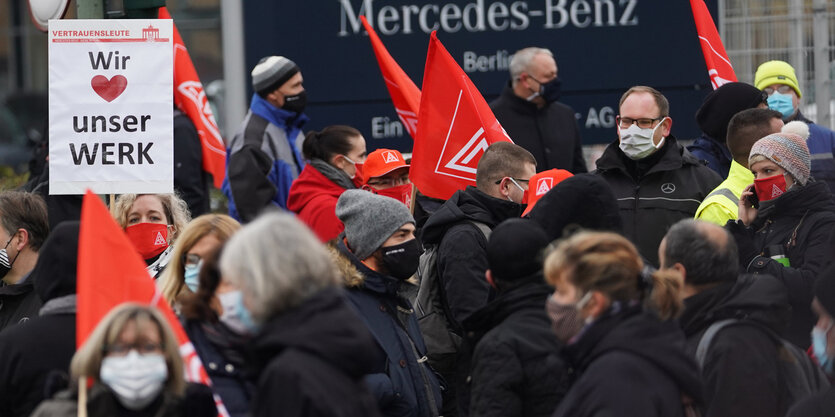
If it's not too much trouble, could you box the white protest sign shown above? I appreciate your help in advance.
[49,19,173,195]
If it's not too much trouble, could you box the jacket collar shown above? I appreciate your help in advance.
[335,236,401,296]
[249,93,308,130]
[498,82,545,114]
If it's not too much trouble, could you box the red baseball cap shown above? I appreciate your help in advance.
[363,148,410,180]
[522,169,574,217]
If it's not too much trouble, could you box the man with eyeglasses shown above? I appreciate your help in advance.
[489,47,587,174]
[361,148,413,208]
[755,60,835,196]
[593,86,722,267]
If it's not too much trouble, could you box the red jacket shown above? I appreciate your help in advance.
[287,165,346,242]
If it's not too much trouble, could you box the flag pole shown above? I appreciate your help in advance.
[77,376,88,417]
[109,194,116,217]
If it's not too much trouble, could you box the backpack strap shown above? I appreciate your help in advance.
[695,319,743,369]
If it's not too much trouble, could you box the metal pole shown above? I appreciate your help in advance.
[76,0,104,19]
[221,0,247,140]
[790,0,805,104]
[813,0,831,128]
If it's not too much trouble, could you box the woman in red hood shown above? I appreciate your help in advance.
[287,125,367,242]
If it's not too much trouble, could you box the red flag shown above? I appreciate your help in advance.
[690,0,737,89]
[410,32,512,200]
[77,191,229,416]
[360,16,421,139]
[159,7,227,189]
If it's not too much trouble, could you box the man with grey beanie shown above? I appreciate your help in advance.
[332,189,443,417]
[222,55,309,223]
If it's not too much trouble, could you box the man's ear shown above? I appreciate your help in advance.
[584,291,610,320]
[671,262,687,284]
[14,229,29,251]
[661,117,673,137]
[485,270,497,289]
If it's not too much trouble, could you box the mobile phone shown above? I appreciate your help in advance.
[746,187,759,209]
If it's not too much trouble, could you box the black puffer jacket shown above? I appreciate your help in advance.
[489,84,587,174]
[554,304,703,417]
[787,386,835,417]
[679,275,791,417]
[421,186,525,326]
[248,288,383,417]
[593,136,722,266]
[464,283,569,417]
[726,181,835,348]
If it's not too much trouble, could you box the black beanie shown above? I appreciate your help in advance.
[32,221,80,303]
[695,82,767,143]
[815,263,835,317]
[487,218,549,284]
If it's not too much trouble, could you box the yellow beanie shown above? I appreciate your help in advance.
[755,60,802,98]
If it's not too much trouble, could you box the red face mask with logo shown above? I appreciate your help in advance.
[124,223,169,260]
[753,174,788,202]
[370,183,413,208]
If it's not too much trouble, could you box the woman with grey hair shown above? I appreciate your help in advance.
[220,212,382,417]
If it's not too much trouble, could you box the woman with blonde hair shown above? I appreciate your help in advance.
[112,193,191,278]
[31,303,216,416]
[544,231,703,417]
[158,214,240,307]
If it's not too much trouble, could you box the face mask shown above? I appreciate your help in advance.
[100,351,168,410]
[546,292,593,343]
[753,174,788,202]
[183,260,202,293]
[812,324,834,376]
[767,92,795,119]
[218,290,259,335]
[380,238,422,280]
[340,155,363,182]
[526,77,562,104]
[0,235,20,280]
[124,223,169,260]
[282,90,307,114]
[373,183,413,208]
[618,118,667,160]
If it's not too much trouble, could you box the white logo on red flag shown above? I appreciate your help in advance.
[396,109,419,137]
[383,150,399,163]
[536,178,554,196]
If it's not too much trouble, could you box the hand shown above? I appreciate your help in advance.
[738,184,758,226]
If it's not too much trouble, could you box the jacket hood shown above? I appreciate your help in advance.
[755,180,835,223]
[595,135,702,177]
[528,174,622,240]
[331,237,403,297]
[421,186,523,244]
[31,221,79,302]
[680,274,791,337]
[286,164,346,213]
[566,304,703,402]
[250,287,380,378]
[463,282,551,343]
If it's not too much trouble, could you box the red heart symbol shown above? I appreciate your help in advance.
[91,75,128,102]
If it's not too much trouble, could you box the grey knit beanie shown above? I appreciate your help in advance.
[336,190,415,260]
[749,132,811,185]
[251,56,300,97]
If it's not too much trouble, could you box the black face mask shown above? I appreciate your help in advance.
[282,90,307,114]
[528,77,562,104]
[380,238,422,280]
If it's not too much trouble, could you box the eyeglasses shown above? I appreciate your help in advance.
[104,342,163,356]
[763,85,793,95]
[367,176,410,188]
[616,116,664,129]
[183,253,201,268]
[494,178,530,186]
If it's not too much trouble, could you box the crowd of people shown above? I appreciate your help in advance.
[1,46,835,417]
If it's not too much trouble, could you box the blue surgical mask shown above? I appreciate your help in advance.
[219,290,260,335]
[767,92,796,119]
[812,325,834,376]
[183,261,201,292]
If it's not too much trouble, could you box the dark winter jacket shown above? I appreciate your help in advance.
[173,109,210,217]
[527,173,622,240]
[796,111,835,197]
[679,275,791,417]
[183,320,254,417]
[490,84,587,174]
[421,186,525,326]
[222,94,306,222]
[0,277,40,331]
[248,287,383,417]
[30,383,217,417]
[787,386,835,417]
[726,181,835,348]
[464,283,569,417]
[593,136,722,266]
[553,303,704,417]
[688,133,732,178]
[286,164,347,242]
[0,221,79,417]
[333,239,443,417]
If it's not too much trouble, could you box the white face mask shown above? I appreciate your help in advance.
[100,350,168,410]
[618,117,667,160]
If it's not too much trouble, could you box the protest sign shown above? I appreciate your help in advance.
[49,19,173,194]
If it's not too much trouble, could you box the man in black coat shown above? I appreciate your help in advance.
[0,221,78,417]
[463,218,568,417]
[661,219,795,417]
[490,47,586,174]
[594,86,722,266]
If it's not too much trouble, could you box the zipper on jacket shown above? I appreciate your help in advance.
[633,184,641,232]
